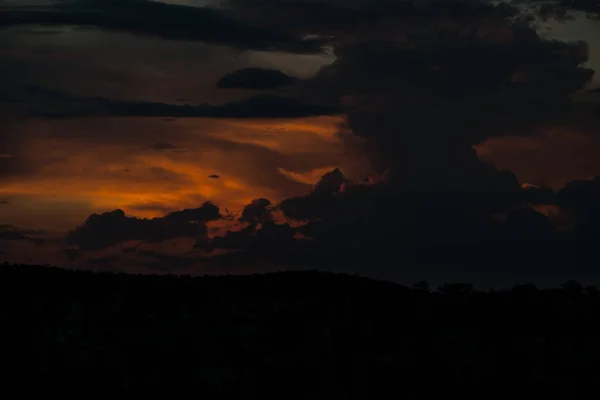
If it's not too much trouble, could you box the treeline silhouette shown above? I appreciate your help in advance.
[2,263,600,397]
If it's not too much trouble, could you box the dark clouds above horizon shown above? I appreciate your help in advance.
[2,0,600,286]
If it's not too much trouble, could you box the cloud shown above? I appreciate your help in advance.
[228,0,599,36]
[258,1,597,222]
[162,202,221,223]
[23,87,340,119]
[151,142,181,151]
[208,168,536,282]
[554,176,600,278]
[217,68,299,90]
[475,127,600,190]
[317,37,592,181]
[228,0,521,39]
[239,198,273,224]
[0,224,44,244]
[278,168,352,220]
[503,207,555,240]
[0,0,326,53]
[231,1,594,145]
[0,115,349,232]
[67,201,220,250]
[522,184,556,205]
[209,220,300,257]
[4,0,600,285]
[556,176,600,221]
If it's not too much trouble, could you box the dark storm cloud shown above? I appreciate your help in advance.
[162,202,221,224]
[10,0,600,285]
[301,9,594,207]
[67,202,220,250]
[23,86,339,118]
[239,198,273,224]
[204,170,583,285]
[503,207,555,240]
[556,176,600,219]
[224,2,595,194]
[217,68,299,90]
[315,36,592,151]
[209,220,299,257]
[522,184,556,204]
[0,0,326,53]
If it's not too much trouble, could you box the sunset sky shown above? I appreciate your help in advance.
[2,0,600,284]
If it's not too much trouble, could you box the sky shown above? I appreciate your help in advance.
[1,0,600,286]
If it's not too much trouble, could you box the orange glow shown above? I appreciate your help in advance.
[475,128,600,190]
[277,166,340,185]
[0,116,356,231]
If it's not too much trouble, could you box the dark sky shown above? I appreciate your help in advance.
[1,0,600,286]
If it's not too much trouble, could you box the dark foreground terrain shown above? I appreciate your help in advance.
[2,263,600,397]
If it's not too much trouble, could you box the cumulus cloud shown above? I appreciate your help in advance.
[228,1,599,237]
[209,220,300,257]
[230,1,595,178]
[67,201,220,250]
[314,36,591,192]
[239,198,273,224]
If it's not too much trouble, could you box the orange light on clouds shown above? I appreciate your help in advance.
[277,166,339,185]
[0,115,360,231]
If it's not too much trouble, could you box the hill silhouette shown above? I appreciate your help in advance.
[2,263,600,397]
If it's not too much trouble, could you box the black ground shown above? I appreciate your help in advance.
[1,263,599,398]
